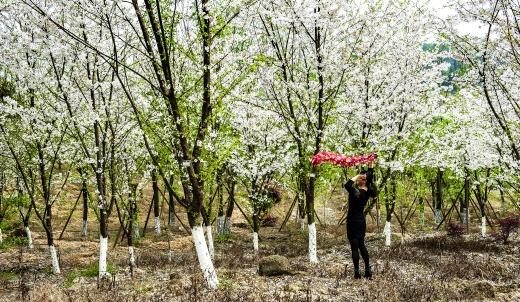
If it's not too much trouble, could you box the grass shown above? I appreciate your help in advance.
[63,261,118,288]
[218,277,237,290]
[136,283,153,294]
[215,233,232,243]
[0,271,17,281]
[0,236,28,250]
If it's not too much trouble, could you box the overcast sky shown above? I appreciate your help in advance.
[428,0,485,36]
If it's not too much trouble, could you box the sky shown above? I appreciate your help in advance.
[428,0,485,36]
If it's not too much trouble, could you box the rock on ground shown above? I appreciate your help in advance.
[258,255,291,276]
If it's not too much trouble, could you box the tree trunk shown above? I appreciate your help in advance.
[98,197,109,278]
[223,180,236,235]
[0,174,4,243]
[216,186,225,235]
[252,211,260,253]
[191,225,218,289]
[168,175,176,228]
[435,169,443,225]
[45,204,60,273]
[128,183,138,273]
[45,203,60,274]
[498,180,506,213]
[462,170,470,230]
[297,190,306,230]
[25,225,34,249]
[419,196,425,227]
[37,140,61,274]
[81,172,89,237]
[152,169,161,235]
[474,172,487,238]
[201,207,214,259]
[306,168,318,263]
[383,180,396,247]
[49,245,60,274]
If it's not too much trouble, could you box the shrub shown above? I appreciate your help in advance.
[494,215,520,244]
[446,221,465,237]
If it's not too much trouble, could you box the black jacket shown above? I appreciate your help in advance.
[344,167,377,222]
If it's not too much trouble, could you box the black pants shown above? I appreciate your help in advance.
[346,219,369,271]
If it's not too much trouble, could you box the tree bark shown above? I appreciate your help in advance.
[462,170,470,231]
[152,169,161,234]
[383,179,396,247]
[435,169,443,225]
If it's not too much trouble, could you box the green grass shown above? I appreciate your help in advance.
[218,277,237,290]
[215,233,232,243]
[136,283,153,293]
[63,262,118,288]
[0,271,17,281]
[0,236,28,250]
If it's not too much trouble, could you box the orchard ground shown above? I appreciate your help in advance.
[0,187,519,302]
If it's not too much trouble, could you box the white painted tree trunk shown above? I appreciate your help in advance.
[133,224,140,238]
[25,226,33,249]
[223,217,231,234]
[154,216,161,234]
[169,213,176,227]
[216,216,225,235]
[99,236,109,277]
[168,249,173,263]
[383,221,391,246]
[81,220,88,237]
[206,225,214,259]
[434,209,442,225]
[308,222,318,263]
[128,246,136,268]
[49,245,61,274]
[253,231,259,253]
[0,228,3,243]
[192,225,218,289]
[481,217,486,238]
[461,208,467,225]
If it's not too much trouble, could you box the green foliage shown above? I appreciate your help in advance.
[5,194,31,210]
[0,219,16,232]
[63,262,118,288]
[131,234,143,247]
[0,236,28,250]
[218,277,237,290]
[215,233,232,243]
[0,271,17,281]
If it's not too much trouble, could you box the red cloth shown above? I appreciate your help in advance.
[311,151,377,168]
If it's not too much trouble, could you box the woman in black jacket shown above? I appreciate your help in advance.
[344,161,377,279]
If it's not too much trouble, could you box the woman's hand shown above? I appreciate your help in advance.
[368,159,376,169]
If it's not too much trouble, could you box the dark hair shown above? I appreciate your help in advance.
[359,169,367,175]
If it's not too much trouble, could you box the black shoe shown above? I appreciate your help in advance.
[364,266,372,279]
[354,269,361,279]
